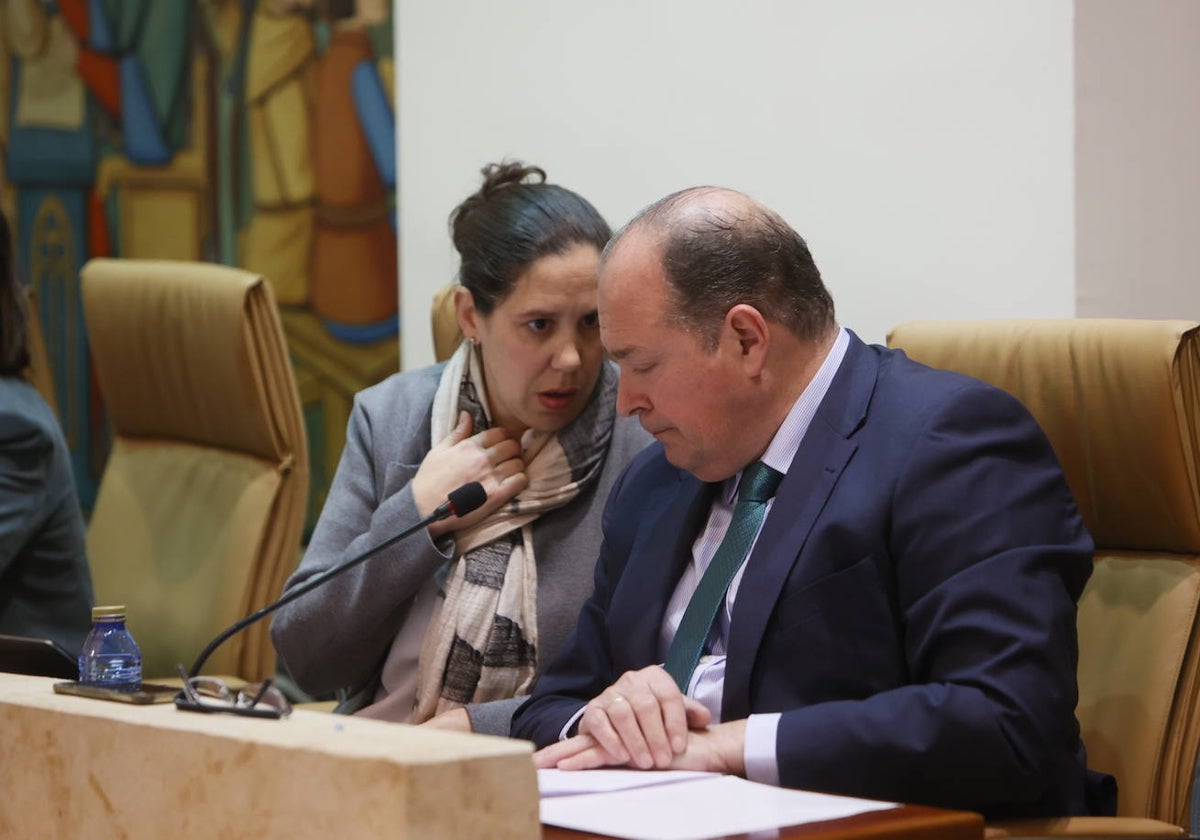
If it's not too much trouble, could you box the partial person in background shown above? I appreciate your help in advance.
[0,207,94,653]
[271,162,652,734]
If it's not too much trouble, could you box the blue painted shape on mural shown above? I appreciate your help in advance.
[119,55,172,165]
[89,0,115,53]
[93,0,190,155]
[16,189,99,511]
[351,59,396,190]
[322,312,400,345]
[5,64,97,188]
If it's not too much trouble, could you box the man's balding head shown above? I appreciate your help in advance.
[602,187,835,349]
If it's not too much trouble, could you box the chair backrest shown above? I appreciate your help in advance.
[888,318,1200,827]
[431,283,462,362]
[81,258,308,681]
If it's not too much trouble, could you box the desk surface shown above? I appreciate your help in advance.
[1,672,539,840]
[2,673,983,840]
[542,801,984,840]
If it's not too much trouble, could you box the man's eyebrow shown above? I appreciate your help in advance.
[607,346,636,361]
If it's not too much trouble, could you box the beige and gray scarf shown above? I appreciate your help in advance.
[411,341,616,722]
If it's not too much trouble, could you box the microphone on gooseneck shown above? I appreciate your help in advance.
[186,481,488,679]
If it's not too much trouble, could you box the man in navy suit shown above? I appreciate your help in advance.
[512,187,1106,819]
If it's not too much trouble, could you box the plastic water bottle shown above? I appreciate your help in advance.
[78,605,143,690]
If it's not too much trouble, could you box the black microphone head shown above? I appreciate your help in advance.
[447,482,487,517]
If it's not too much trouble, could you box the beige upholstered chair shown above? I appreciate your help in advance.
[431,283,463,362]
[81,259,308,682]
[888,319,1200,838]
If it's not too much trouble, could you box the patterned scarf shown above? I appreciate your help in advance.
[412,341,617,722]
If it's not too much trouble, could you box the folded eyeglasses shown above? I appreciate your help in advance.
[174,665,292,719]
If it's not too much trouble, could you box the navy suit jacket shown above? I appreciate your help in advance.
[512,333,1100,819]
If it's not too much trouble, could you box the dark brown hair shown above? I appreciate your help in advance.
[449,161,611,315]
[0,208,30,375]
[608,187,835,349]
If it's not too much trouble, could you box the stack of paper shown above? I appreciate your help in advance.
[538,769,898,840]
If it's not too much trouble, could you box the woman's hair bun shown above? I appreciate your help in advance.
[452,161,545,238]
[479,160,546,197]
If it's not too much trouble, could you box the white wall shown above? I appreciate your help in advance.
[398,1,1075,370]
[1075,0,1200,320]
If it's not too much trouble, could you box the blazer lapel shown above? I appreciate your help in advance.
[723,332,879,720]
[608,470,717,671]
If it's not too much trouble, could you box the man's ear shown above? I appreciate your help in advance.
[454,287,480,341]
[724,304,770,376]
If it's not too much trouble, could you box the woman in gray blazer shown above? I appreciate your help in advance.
[271,162,651,735]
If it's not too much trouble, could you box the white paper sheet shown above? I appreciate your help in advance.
[538,768,719,797]
[539,774,898,840]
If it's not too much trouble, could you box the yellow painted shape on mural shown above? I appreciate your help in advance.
[1,0,49,61]
[0,21,12,223]
[245,8,315,104]
[376,57,394,105]
[94,132,206,199]
[14,17,84,131]
[355,0,391,27]
[248,76,316,206]
[242,205,314,306]
[281,306,398,493]
[120,189,201,260]
[281,308,398,391]
[93,53,214,260]
[0,15,9,140]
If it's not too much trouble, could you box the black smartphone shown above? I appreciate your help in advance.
[53,681,180,705]
[0,634,78,679]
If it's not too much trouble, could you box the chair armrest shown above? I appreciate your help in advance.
[985,816,1185,837]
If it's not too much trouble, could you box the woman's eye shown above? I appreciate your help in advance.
[581,312,599,328]
[527,318,551,333]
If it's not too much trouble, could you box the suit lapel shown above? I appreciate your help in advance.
[723,332,879,720]
[608,470,717,671]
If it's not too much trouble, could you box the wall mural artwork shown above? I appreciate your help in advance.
[0,0,399,532]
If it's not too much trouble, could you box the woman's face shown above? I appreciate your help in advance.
[457,243,604,438]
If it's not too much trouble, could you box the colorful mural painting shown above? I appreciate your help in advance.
[0,0,399,531]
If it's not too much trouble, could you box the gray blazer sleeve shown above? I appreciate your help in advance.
[0,400,53,574]
[0,379,93,652]
[270,368,449,697]
[465,696,528,735]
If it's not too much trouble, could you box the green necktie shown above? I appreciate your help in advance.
[663,460,784,693]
